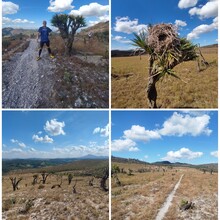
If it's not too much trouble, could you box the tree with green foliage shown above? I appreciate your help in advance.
[112,164,120,174]
[51,14,86,56]
[131,23,207,108]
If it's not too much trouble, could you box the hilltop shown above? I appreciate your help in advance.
[112,156,218,171]
[73,21,109,55]
[3,157,108,175]
[2,157,109,219]
[79,21,109,36]
[2,27,37,37]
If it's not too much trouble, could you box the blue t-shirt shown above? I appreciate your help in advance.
[38,26,52,42]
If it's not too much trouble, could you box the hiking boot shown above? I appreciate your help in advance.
[36,57,41,61]
[50,54,54,59]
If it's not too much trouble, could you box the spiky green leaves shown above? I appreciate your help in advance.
[51,14,68,28]
[69,15,86,29]
[131,24,199,82]
[180,38,198,61]
[131,29,153,54]
[51,14,86,35]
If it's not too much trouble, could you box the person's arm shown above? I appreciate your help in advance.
[37,27,41,41]
[48,27,52,36]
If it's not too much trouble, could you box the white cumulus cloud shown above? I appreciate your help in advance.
[44,119,65,136]
[187,17,218,40]
[124,125,161,142]
[11,139,26,148]
[210,151,218,158]
[159,112,212,137]
[2,17,11,24]
[114,16,148,34]
[112,35,131,44]
[175,19,187,27]
[189,0,218,19]
[3,17,35,24]
[93,124,109,137]
[32,134,53,143]
[13,18,35,23]
[111,139,137,152]
[162,147,203,162]
[48,0,74,12]
[70,2,109,17]
[178,0,198,9]
[2,1,19,15]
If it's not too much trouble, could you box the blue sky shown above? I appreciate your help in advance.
[2,0,109,29]
[3,111,109,159]
[111,111,218,165]
[111,0,218,49]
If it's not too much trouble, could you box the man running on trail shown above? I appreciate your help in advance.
[37,20,54,61]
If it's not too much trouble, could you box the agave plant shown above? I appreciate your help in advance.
[131,24,204,108]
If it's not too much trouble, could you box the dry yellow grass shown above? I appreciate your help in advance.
[164,169,218,220]
[111,162,217,220]
[3,172,109,220]
[111,47,218,108]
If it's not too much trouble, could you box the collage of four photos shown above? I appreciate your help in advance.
[2,0,218,219]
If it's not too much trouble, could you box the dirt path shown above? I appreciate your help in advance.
[155,174,184,220]
[2,39,56,108]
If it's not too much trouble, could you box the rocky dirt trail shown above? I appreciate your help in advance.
[155,174,184,220]
[2,39,109,108]
[2,39,56,108]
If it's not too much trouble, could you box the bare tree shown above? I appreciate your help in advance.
[41,172,50,184]
[68,173,73,185]
[89,177,94,186]
[128,169,133,176]
[114,174,121,186]
[73,179,77,193]
[10,177,22,191]
[51,176,63,189]
[32,174,38,185]
[100,168,109,191]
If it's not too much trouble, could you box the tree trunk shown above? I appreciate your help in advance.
[64,36,74,56]
[100,168,109,191]
[41,173,49,184]
[10,177,22,191]
[147,57,158,108]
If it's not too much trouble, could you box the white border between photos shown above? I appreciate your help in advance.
[1,2,3,219]
[109,0,112,218]
[0,0,219,219]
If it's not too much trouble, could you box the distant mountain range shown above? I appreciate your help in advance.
[112,156,218,171]
[3,155,108,174]
[2,27,37,37]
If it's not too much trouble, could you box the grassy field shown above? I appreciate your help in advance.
[111,46,218,108]
[111,162,217,220]
[2,160,109,220]
[50,21,109,57]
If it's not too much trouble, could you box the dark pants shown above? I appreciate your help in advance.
[39,41,51,56]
